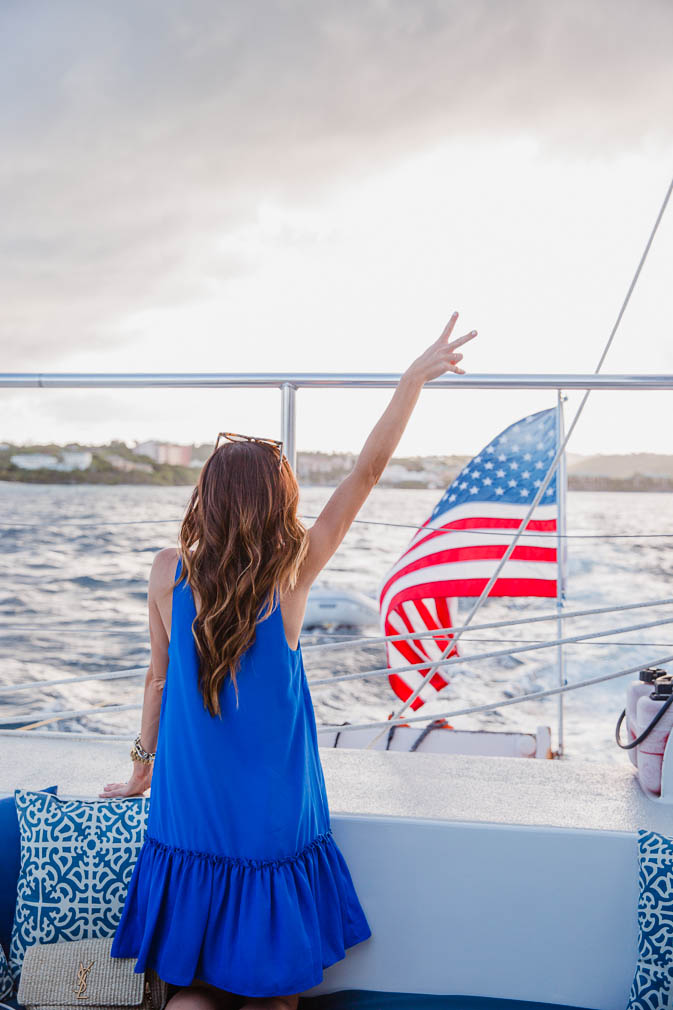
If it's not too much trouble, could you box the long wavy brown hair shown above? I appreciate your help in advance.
[175,439,309,717]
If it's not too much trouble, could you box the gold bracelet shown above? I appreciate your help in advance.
[130,733,155,764]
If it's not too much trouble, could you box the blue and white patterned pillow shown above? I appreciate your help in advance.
[9,789,149,989]
[627,829,673,1010]
[0,943,13,1000]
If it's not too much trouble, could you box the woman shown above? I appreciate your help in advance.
[102,313,477,1010]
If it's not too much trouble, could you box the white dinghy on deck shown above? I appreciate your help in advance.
[318,722,553,758]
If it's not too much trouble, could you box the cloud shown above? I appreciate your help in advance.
[1,0,672,365]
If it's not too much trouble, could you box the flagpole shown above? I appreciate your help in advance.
[556,390,568,758]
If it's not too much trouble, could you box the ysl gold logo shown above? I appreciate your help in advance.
[73,959,95,999]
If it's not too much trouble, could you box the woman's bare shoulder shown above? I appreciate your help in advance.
[148,547,180,597]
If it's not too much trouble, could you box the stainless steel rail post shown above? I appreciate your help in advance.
[280,382,297,471]
[556,391,568,757]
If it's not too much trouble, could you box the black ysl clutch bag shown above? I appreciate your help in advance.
[17,937,168,1010]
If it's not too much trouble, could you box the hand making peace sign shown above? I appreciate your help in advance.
[406,311,477,384]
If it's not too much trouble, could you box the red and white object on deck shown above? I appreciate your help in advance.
[636,676,673,797]
[625,667,665,767]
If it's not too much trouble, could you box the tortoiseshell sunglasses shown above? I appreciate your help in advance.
[214,431,285,471]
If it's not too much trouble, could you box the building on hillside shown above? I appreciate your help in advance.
[377,462,433,488]
[296,452,357,483]
[10,450,93,471]
[133,441,192,465]
[159,444,192,466]
[61,450,93,470]
[105,453,154,474]
[11,453,61,470]
[133,440,160,461]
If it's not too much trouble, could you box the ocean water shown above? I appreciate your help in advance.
[1,481,672,764]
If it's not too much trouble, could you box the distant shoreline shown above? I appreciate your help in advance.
[3,473,673,493]
[4,444,673,492]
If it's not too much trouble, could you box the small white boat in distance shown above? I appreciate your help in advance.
[303,585,379,629]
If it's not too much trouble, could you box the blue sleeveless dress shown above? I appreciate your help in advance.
[110,556,371,997]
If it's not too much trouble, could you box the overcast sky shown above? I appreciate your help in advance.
[2,0,673,456]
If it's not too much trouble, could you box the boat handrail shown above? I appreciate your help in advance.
[1,593,670,698]
[2,372,673,390]
[2,650,673,739]
[308,613,673,686]
[2,595,672,648]
[3,611,673,726]
[318,651,673,733]
[0,703,141,727]
[5,513,673,540]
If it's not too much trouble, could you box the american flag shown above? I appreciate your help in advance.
[378,407,563,709]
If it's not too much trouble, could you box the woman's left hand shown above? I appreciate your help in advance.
[99,764,152,799]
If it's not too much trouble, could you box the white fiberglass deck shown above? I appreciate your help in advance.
[3,734,673,1008]
[2,732,673,833]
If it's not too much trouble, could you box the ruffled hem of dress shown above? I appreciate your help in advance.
[142,828,335,869]
[109,828,372,997]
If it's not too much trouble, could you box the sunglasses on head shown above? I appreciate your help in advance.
[214,431,285,471]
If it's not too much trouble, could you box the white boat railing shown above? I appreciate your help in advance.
[1,598,672,732]
[319,653,673,733]
[2,652,673,741]
[1,594,672,660]
[2,371,673,475]
[2,376,673,748]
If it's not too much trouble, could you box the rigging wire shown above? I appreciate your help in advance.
[1,638,672,697]
[5,601,662,698]
[3,650,673,737]
[299,516,673,540]
[307,614,673,687]
[3,511,673,539]
[0,596,670,655]
[317,652,673,734]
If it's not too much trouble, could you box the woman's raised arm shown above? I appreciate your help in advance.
[296,312,477,590]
